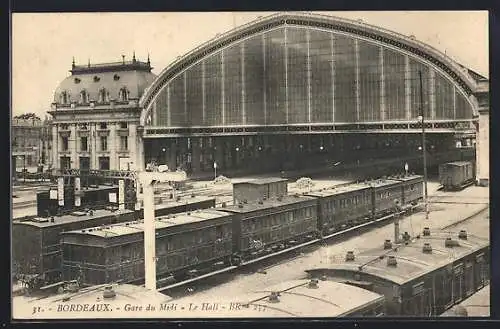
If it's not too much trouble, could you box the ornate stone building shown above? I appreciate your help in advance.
[49,54,156,172]
[11,117,45,170]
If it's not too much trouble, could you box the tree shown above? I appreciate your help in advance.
[14,113,41,121]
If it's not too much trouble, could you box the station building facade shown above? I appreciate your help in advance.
[49,55,156,172]
[137,13,486,177]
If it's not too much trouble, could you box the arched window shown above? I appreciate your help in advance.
[80,90,89,104]
[119,88,129,102]
[60,91,69,104]
[98,88,109,103]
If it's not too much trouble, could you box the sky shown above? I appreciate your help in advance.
[11,11,489,117]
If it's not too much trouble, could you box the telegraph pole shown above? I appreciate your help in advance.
[419,71,429,220]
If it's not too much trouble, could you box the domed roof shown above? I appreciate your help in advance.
[54,59,156,104]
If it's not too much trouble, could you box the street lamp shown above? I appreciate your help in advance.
[418,70,429,220]
[213,161,217,180]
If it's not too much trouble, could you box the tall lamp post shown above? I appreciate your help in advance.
[418,70,429,220]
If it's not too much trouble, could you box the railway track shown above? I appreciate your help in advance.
[12,200,37,209]
[440,205,489,230]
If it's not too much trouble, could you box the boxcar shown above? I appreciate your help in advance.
[60,209,235,285]
[306,183,373,234]
[439,161,475,191]
[223,195,318,262]
[368,179,404,217]
[306,228,490,316]
[12,208,136,287]
[36,185,120,217]
[390,174,423,206]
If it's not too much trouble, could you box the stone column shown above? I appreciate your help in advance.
[129,122,137,171]
[71,123,78,169]
[109,122,117,170]
[52,124,58,170]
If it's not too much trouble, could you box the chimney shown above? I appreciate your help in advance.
[445,237,459,248]
[308,279,319,289]
[458,230,468,240]
[387,256,397,267]
[103,286,116,299]
[384,239,392,250]
[268,291,280,303]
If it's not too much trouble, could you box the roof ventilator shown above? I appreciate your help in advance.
[345,251,355,262]
[387,256,398,267]
[458,230,468,240]
[308,279,319,289]
[445,237,459,248]
[103,286,116,299]
[268,291,280,303]
[422,243,433,254]
[384,239,392,250]
[423,227,431,236]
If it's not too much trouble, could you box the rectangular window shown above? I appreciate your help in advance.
[99,157,110,170]
[100,136,108,151]
[80,137,88,151]
[62,137,69,151]
[119,122,128,129]
[99,122,107,129]
[60,156,71,170]
[120,136,128,151]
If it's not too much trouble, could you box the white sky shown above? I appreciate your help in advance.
[11,11,489,117]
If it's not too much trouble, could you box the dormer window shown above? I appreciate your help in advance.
[60,91,69,104]
[98,88,109,103]
[119,88,129,102]
[80,90,89,104]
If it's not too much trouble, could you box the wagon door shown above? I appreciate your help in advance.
[453,263,465,303]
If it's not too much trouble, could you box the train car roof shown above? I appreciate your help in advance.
[386,174,423,182]
[443,161,472,167]
[175,279,384,318]
[222,195,315,213]
[306,230,489,286]
[13,208,135,228]
[153,195,214,209]
[43,184,118,191]
[304,183,371,198]
[233,177,288,185]
[364,178,401,188]
[12,283,172,319]
[63,208,232,238]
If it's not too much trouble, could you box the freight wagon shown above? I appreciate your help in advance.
[61,209,235,284]
[439,161,475,191]
[306,228,490,316]
[59,175,423,286]
[12,208,136,291]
